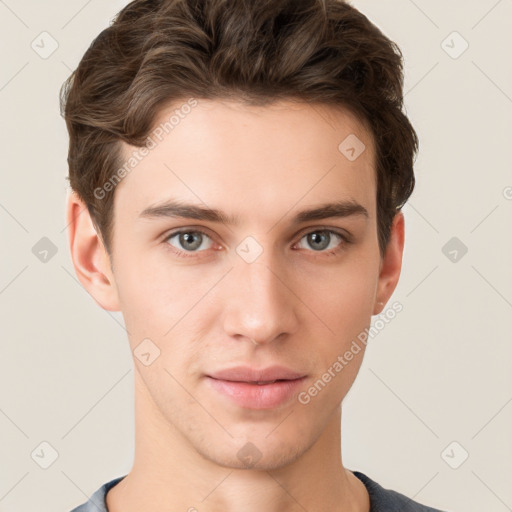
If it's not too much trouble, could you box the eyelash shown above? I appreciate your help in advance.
[162,227,352,259]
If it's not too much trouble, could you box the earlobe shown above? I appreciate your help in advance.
[66,191,121,312]
[372,212,405,315]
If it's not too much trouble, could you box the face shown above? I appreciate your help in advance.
[70,98,403,471]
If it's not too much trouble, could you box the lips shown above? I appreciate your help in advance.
[205,365,307,409]
[207,365,306,383]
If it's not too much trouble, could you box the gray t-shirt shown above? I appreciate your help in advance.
[69,471,447,511]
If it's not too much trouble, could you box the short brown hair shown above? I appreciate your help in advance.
[60,0,418,256]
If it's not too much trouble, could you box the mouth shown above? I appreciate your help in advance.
[214,378,295,385]
[205,368,307,409]
[207,365,306,383]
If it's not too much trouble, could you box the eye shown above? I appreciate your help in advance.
[163,227,351,259]
[295,229,348,255]
[164,230,214,256]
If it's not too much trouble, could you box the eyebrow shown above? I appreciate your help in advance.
[138,199,369,226]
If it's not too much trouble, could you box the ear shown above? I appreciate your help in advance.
[372,211,405,315]
[65,190,121,311]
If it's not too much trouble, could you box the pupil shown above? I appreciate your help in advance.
[309,231,329,251]
[181,232,201,250]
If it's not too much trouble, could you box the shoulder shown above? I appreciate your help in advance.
[68,475,126,512]
[352,471,448,512]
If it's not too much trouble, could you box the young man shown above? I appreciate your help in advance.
[62,0,447,510]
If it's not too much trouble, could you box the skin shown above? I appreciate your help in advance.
[67,98,404,512]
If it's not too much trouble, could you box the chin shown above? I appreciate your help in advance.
[195,429,313,472]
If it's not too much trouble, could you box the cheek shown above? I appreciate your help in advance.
[298,267,377,407]
[305,256,379,336]
[298,252,380,397]
[113,249,218,356]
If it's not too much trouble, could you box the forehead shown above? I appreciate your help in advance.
[114,98,377,227]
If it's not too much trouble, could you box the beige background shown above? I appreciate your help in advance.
[1,1,511,511]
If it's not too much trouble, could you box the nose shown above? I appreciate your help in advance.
[221,249,299,346]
